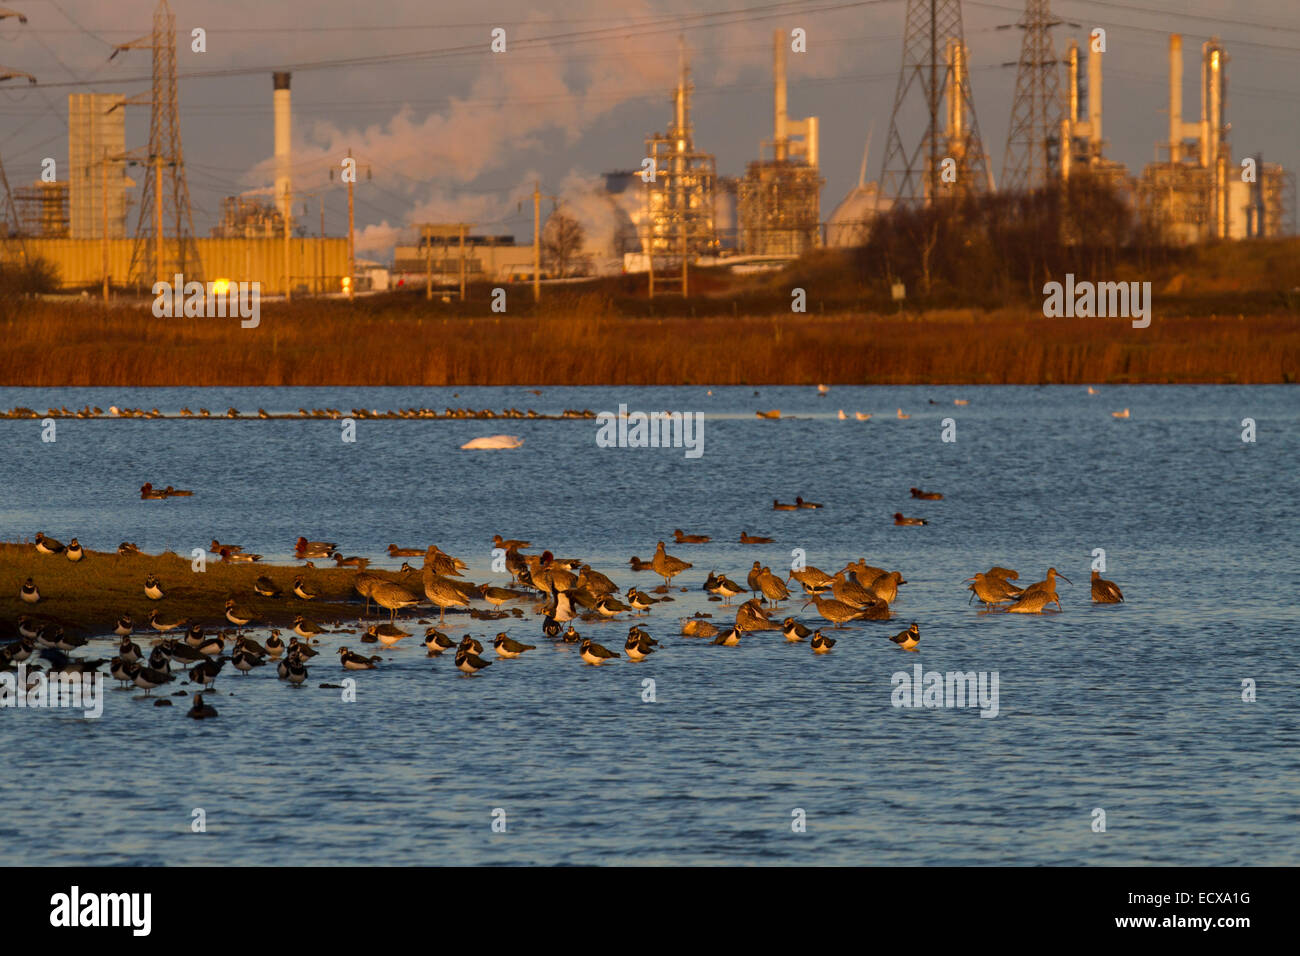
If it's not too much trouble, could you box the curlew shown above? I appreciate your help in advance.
[1091,570,1124,603]
[371,580,420,624]
[423,567,470,624]
[756,567,790,606]
[803,595,870,628]
[964,572,1018,608]
[1022,567,1071,597]
[651,541,692,587]
[1005,589,1061,614]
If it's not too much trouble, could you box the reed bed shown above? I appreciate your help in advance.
[3,297,1297,386]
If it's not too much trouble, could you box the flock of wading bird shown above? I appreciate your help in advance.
[5,501,1127,715]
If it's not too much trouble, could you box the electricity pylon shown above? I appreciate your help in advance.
[878,0,991,207]
[1001,0,1066,192]
[113,0,202,285]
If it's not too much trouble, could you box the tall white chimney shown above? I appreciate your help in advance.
[273,71,291,224]
[1169,35,1183,163]
[1087,42,1102,155]
[773,30,788,161]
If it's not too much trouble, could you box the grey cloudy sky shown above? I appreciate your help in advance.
[1,0,1296,254]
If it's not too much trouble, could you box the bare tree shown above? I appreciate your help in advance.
[542,211,585,277]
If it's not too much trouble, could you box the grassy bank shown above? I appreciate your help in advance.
[0,542,422,636]
[2,298,1297,385]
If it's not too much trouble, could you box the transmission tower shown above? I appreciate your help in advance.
[878,0,990,208]
[0,6,34,263]
[113,0,202,285]
[1001,0,1066,192]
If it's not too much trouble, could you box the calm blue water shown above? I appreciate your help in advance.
[1,385,1297,865]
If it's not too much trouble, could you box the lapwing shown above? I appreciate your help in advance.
[118,634,143,663]
[291,576,317,600]
[292,615,325,640]
[710,626,742,647]
[454,646,492,675]
[132,664,174,695]
[110,657,135,687]
[266,631,285,657]
[144,574,165,600]
[34,532,65,554]
[338,647,379,670]
[254,576,282,598]
[810,630,836,654]
[578,638,619,666]
[20,578,40,604]
[562,625,581,644]
[231,648,266,675]
[493,633,536,658]
[65,538,84,562]
[367,622,411,647]
[625,632,656,660]
[114,614,134,637]
[284,654,309,685]
[196,634,225,656]
[423,630,456,657]
[225,599,255,627]
[148,609,187,633]
[889,623,921,651]
[781,617,812,642]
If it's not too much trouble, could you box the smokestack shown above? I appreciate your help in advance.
[773,31,788,161]
[273,71,291,223]
[1088,41,1102,154]
[1067,41,1079,123]
[1169,35,1183,163]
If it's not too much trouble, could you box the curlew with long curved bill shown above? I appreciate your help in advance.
[1022,567,1071,597]
[965,572,1018,607]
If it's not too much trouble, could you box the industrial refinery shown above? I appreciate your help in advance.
[0,0,1292,294]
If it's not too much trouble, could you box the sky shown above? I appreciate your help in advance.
[0,0,1297,257]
